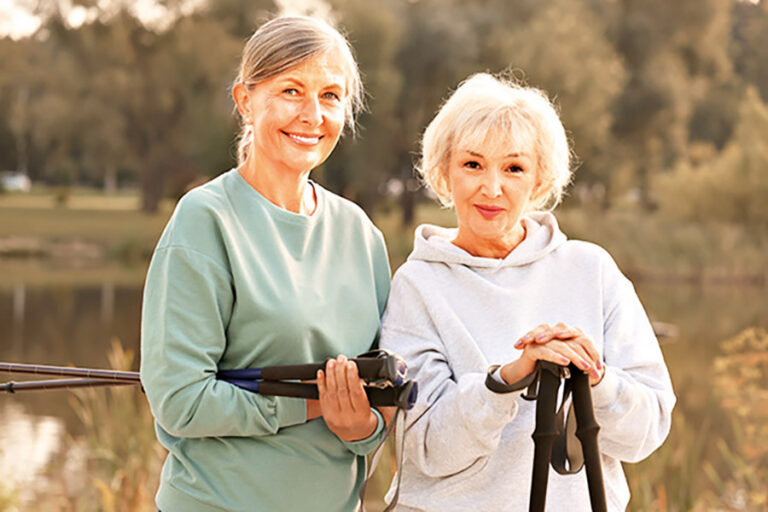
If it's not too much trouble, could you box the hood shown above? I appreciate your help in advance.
[408,211,566,269]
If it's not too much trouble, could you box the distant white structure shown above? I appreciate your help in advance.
[0,172,31,192]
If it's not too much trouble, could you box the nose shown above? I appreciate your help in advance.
[299,96,322,126]
[481,169,502,197]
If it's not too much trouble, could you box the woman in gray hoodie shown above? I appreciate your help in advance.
[379,74,675,511]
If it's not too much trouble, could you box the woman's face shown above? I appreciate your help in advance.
[242,50,348,176]
[447,135,540,258]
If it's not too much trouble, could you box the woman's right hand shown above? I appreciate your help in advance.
[500,323,603,385]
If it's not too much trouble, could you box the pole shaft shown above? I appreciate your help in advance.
[0,362,139,382]
[529,363,561,512]
[570,370,607,512]
[1,378,138,392]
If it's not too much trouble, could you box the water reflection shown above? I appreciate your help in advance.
[0,402,64,505]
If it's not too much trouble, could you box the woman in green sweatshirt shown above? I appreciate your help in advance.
[140,16,391,512]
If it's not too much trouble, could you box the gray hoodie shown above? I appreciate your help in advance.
[380,212,675,511]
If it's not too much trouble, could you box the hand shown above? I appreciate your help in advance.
[316,355,378,441]
[501,323,604,386]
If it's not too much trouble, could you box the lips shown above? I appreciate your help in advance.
[474,204,504,219]
[283,131,323,145]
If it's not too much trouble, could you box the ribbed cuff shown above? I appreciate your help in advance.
[590,366,620,409]
[342,408,385,455]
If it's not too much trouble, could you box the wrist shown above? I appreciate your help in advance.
[500,358,536,385]
[345,410,378,442]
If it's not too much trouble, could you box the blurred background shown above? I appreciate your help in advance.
[0,0,767,510]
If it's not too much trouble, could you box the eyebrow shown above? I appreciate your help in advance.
[276,76,345,91]
[464,150,528,158]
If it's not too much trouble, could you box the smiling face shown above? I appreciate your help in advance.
[448,134,541,258]
[238,49,349,177]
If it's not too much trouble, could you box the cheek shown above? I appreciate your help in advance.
[326,110,346,134]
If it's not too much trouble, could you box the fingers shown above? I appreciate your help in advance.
[318,355,370,415]
[523,339,603,381]
[515,322,577,348]
[316,355,377,441]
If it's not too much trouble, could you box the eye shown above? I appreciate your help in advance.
[463,160,481,170]
[283,88,299,96]
[507,165,524,173]
[322,91,341,101]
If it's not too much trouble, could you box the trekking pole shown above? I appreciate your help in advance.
[1,378,137,393]
[529,361,565,512]
[0,362,140,382]
[569,366,606,512]
[528,361,607,512]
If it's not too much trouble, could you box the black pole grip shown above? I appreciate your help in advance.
[259,357,399,384]
[253,380,417,409]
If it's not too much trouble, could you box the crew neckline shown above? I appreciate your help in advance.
[231,168,324,225]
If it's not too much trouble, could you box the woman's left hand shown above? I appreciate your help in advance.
[514,323,605,386]
[316,355,379,441]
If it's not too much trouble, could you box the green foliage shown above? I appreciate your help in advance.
[65,339,166,512]
[704,328,768,510]
[655,87,768,229]
[0,0,765,219]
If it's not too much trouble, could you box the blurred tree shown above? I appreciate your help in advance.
[610,0,732,209]
[655,86,768,229]
[732,0,768,102]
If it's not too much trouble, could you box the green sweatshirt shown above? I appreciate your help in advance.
[140,169,391,512]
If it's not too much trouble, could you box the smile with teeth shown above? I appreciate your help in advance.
[284,131,322,145]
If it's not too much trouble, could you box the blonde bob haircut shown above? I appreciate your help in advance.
[234,16,364,165]
[418,73,573,211]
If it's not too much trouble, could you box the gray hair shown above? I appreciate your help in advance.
[419,73,573,211]
[234,16,364,165]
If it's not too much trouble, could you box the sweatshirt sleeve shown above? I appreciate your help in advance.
[590,258,676,463]
[380,272,521,478]
[140,245,306,438]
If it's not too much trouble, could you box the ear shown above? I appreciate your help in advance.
[529,168,548,202]
[232,82,252,120]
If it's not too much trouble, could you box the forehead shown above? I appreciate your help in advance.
[273,49,350,90]
[454,129,536,159]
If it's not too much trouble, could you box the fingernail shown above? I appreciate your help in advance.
[522,334,533,342]
[514,341,523,348]
[328,360,335,370]
[560,356,570,365]
[581,359,591,369]
[596,360,603,370]
[535,334,547,342]
[555,331,567,337]
[317,370,323,379]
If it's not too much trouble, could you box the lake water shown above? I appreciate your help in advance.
[1,279,767,507]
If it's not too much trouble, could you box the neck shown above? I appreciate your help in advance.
[238,156,315,215]
[452,222,527,259]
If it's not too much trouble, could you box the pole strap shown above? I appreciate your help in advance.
[550,377,585,475]
[359,408,406,512]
